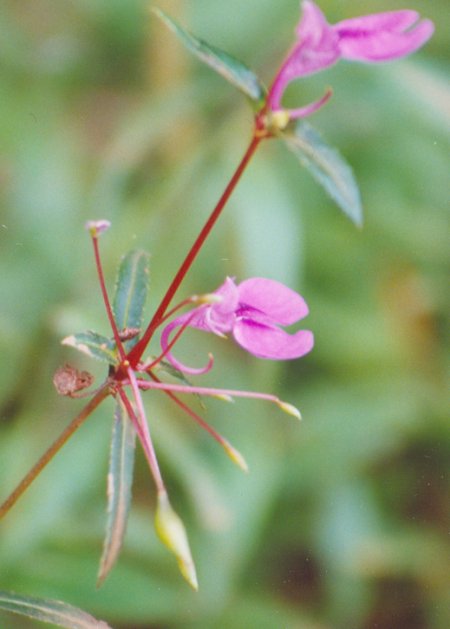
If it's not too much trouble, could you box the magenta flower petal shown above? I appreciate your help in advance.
[237,278,309,326]
[269,2,339,111]
[336,10,420,34]
[296,0,331,42]
[266,1,434,120]
[336,13,435,62]
[233,318,314,360]
[161,277,314,368]
[206,277,239,332]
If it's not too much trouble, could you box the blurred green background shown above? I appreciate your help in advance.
[0,1,448,627]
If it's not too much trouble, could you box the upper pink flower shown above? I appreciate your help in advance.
[161,277,314,374]
[267,0,434,120]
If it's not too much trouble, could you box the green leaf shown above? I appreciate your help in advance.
[62,331,118,365]
[97,400,136,587]
[113,250,150,349]
[284,121,363,226]
[154,8,266,108]
[0,590,112,629]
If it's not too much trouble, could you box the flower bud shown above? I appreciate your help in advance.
[221,438,249,473]
[154,492,198,590]
[85,219,111,237]
[277,400,302,420]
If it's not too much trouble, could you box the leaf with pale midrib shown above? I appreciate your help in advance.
[284,121,363,226]
[154,8,266,109]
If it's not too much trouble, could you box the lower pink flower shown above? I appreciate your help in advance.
[161,277,314,373]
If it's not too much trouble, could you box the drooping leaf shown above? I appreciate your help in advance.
[154,8,266,109]
[284,121,363,226]
[62,331,118,365]
[112,250,150,350]
[0,590,111,629]
[97,399,136,587]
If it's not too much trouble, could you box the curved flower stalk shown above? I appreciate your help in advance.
[266,0,435,124]
[160,277,313,374]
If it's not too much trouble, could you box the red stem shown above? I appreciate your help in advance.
[0,387,109,520]
[127,132,263,366]
[147,371,227,448]
[92,236,126,362]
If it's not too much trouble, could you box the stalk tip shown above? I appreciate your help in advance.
[85,219,111,238]
[277,400,302,420]
[155,492,198,591]
[222,438,249,473]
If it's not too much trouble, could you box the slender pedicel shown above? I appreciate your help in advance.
[135,378,300,419]
[87,222,127,362]
[145,372,249,472]
[121,367,166,495]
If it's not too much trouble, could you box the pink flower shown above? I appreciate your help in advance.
[267,1,434,120]
[161,277,314,373]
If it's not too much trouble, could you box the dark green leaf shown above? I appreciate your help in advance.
[0,590,111,629]
[284,121,363,226]
[113,250,150,350]
[97,400,136,587]
[154,8,266,108]
[62,331,118,365]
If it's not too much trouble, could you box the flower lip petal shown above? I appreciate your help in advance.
[233,318,314,360]
[337,19,434,62]
[335,10,421,35]
[237,277,309,326]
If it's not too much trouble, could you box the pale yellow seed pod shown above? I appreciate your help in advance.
[277,400,302,420]
[221,438,249,473]
[194,292,223,305]
[212,393,234,403]
[154,492,198,591]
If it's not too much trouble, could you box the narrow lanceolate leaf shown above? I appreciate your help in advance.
[0,590,111,629]
[62,331,118,365]
[97,400,136,587]
[284,121,363,226]
[113,250,150,350]
[154,8,266,108]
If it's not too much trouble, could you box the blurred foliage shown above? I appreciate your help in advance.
[0,1,448,628]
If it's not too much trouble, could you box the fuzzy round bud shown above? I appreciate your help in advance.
[85,219,111,237]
